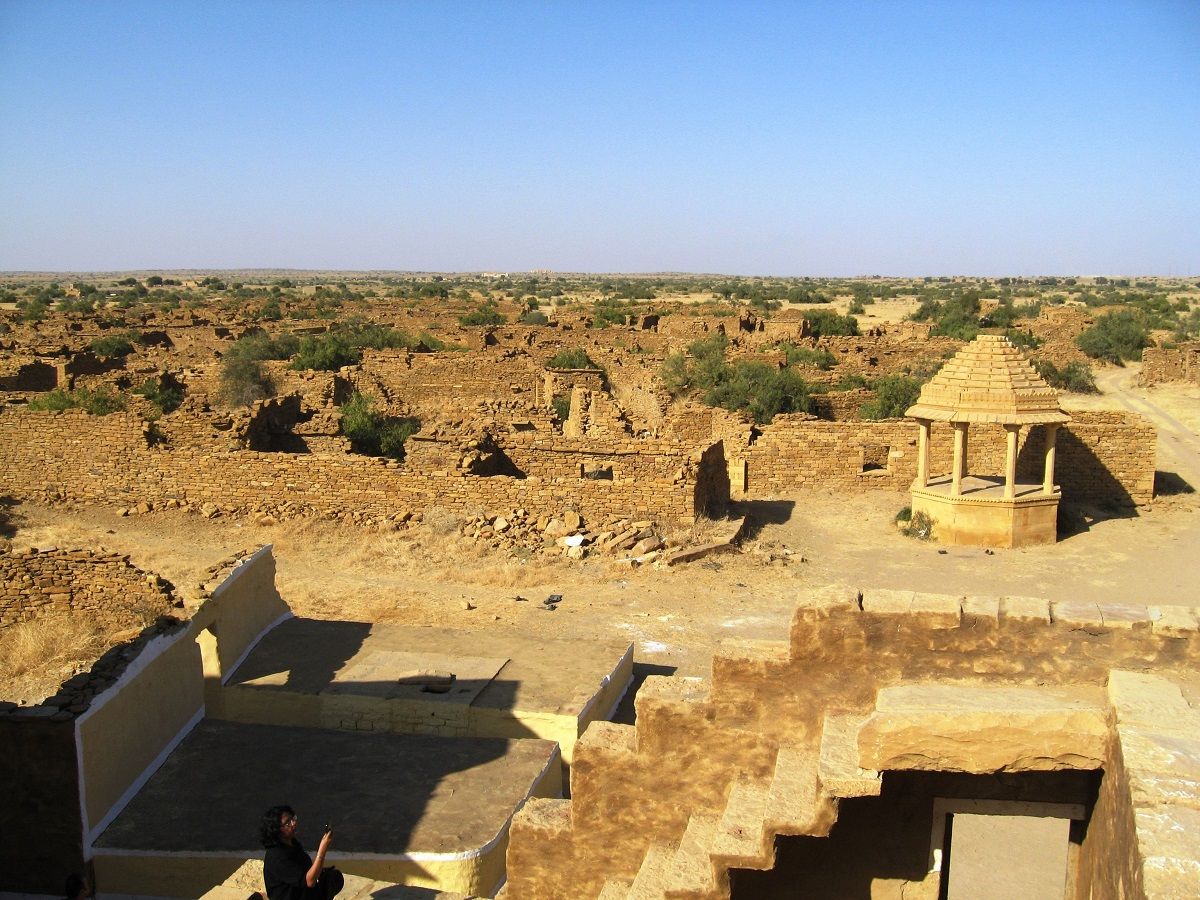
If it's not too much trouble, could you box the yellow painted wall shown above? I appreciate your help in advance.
[78,633,204,834]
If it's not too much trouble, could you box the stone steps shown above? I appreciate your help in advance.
[710,778,772,869]
[627,841,678,899]
[663,813,721,898]
[818,712,881,798]
[765,745,838,837]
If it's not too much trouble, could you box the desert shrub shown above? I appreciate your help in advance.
[900,511,934,540]
[291,332,358,370]
[859,375,923,420]
[912,290,981,340]
[1173,307,1200,341]
[779,344,836,369]
[19,299,49,322]
[834,374,869,390]
[89,330,143,359]
[894,506,912,524]
[27,387,126,415]
[220,357,274,406]
[1002,328,1041,350]
[703,362,813,425]
[848,300,866,315]
[805,310,859,338]
[226,332,300,364]
[551,395,571,421]
[1032,359,1098,394]
[520,309,548,325]
[1075,310,1149,364]
[545,348,599,370]
[339,392,419,460]
[134,378,184,414]
[459,300,505,326]
[663,332,813,422]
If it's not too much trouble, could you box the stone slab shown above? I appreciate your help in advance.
[859,683,1108,773]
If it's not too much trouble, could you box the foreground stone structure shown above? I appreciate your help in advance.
[503,591,1200,898]
[906,335,1070,547]
[1,546,630,897]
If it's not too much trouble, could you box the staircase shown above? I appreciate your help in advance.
[502,625,873,900]
[503,586,1189,899]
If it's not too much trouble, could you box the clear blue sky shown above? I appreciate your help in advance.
[1,1,1197,275]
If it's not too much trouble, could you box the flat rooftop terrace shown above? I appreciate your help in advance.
[92,720,559,896]
[218,620,632,758]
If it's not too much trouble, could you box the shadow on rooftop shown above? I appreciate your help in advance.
[611,662,677,727]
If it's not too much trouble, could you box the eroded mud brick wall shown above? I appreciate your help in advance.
[1141,343,1200,386]
[0,547,175,629]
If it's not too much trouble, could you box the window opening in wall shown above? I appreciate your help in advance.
[861,444,890,473]
[196,624,221,682]
[581,465,613,480]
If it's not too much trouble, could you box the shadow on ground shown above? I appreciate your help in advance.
[0,496,20,538]
[1057,501,1139,540]
[1154,470,1195,496]
[730,499,796,539]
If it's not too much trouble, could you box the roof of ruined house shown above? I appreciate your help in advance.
[905,334,1070,425]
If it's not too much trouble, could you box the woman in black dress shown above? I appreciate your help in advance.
[259,805,343,900]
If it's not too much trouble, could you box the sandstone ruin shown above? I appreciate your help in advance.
[2,278,1197,898]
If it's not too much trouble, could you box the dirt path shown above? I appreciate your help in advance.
[1091,365,1200,490]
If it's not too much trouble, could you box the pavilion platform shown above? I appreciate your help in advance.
[911,474,1061,548]
[211,620,633,765]
[91,719,561,898]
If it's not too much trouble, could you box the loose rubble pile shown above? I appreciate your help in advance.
[459,508,669,564]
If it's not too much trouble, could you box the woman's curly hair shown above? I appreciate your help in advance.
[260,804,294,848]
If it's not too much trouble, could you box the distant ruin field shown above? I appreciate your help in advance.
[2,271,1198,701]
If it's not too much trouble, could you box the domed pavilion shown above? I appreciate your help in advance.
[904,334,1070,548]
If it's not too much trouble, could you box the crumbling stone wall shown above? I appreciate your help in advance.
[1140,343,1200,386]
[731,410,1155,506]
[0,357,58,391]
[360,349,541,407]
[811,388,876,421]
[0,546,176,630]
[0,408,718,526]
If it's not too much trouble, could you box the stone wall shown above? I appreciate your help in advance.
[0,546,176,630]
[0,408,719,526]
[730,409,1156,506]
[1140,343,1200,386]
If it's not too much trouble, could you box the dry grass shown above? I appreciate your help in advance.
[663,515,738,548]
[0,615,109,703]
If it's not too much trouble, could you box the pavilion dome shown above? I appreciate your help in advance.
[904,334,1071,425]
